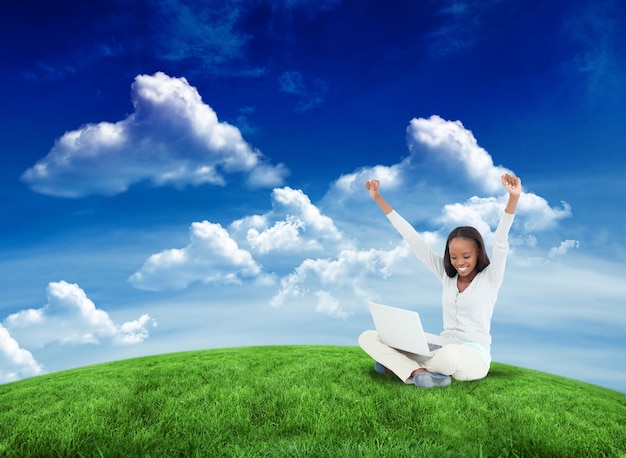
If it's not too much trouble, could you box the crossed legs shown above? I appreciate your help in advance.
[358,330,489,384]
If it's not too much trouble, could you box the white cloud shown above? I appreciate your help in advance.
[549,239,580,258]
[0,324,44,384]
[3,281,156,348]
[439,197,499,235]
[407,116,572,230]
[248,163,291,187]
[129,221,263,291]
[249,115,589,327]
[270,245,410,317]
[116,314,157,345]
[327,116,519,204]
[517,194,572,230]
[406,115,511,194]
[314,291,350,319]
[21,72,288,197]
[331,163,406,195]
[439,194,572,243]
[247,215,305,254]
[233,186,344,255]
[130,187,345,291]
[119,113,591,351]
[324,116,574,259]
[511,234,538,249]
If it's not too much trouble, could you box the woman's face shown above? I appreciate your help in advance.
[448,237,479,279]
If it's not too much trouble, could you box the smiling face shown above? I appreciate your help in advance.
[448,237,479,279]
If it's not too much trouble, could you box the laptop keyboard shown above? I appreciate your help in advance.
[428,342,442,352]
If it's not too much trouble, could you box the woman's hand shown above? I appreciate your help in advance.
[502,173,521,197]
[364,179,381,199]
[502,173,521,214]
[365,179,393,215]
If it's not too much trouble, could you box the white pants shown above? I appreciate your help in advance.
[358,330,489,384]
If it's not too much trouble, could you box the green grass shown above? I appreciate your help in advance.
[0,345,624,457]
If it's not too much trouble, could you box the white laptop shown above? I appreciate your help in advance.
[368,301,455,357]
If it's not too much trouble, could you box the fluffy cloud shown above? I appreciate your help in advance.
[270,246,410,318]
[129,221,263,291]
[406,115,511,194]
[330,116,517,201]
[21,72,288,197]
[4,281,156,348]
[233,186,344,255]
[516,194,572,231]
[440,194,572,240]
[549,239,580,258]
[132,115,579,321]
[130,186,345,291]
[330,163,406,195]
[0,324,44,384]
[327,115,573,254]
[262,116,583,321]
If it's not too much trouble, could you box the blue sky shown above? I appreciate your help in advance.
[1,0,625,393]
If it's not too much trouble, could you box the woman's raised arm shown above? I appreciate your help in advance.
[365,179,393,215]
[501,173,521,214]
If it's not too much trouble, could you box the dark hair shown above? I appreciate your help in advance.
[443,226,490,278]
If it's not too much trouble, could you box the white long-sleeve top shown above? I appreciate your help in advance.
[386,209,515,364]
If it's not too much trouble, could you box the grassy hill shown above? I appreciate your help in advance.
[0,345,624,457]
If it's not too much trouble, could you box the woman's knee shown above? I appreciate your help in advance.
[451,362,489,381]
[426,346,459,375]
[357,330,378,349]
[427,345,488,380]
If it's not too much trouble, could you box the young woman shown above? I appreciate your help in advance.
[359,174,521,388]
